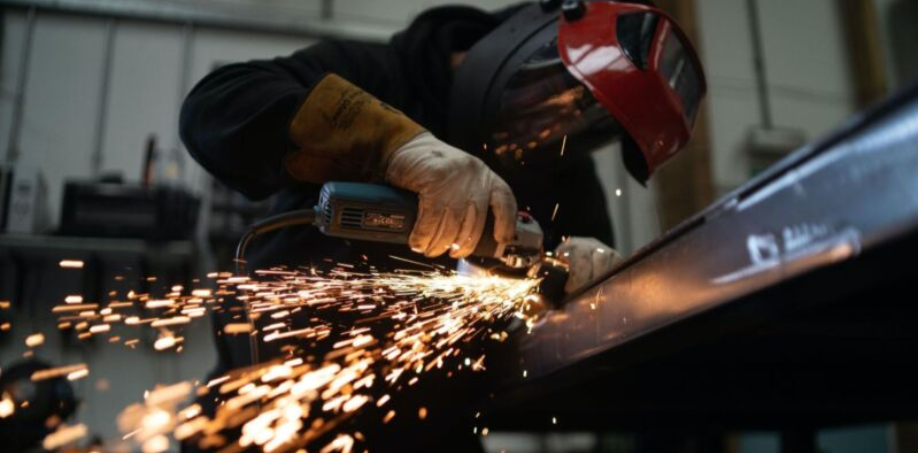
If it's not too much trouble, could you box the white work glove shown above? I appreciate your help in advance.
[385,132,518,258]
[555,237,624,294]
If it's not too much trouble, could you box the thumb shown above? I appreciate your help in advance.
[489,180,518,244]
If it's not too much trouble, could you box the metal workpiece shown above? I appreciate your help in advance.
[489,83,918,428]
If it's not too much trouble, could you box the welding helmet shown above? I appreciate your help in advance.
[447,0,706,183]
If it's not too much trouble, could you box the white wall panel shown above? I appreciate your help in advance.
[757,0,854,100]
[696,0,760,192]
[0,10,28,158]
[16,13,107,227]
[101,21,184,185]
[770,94,853,143]
[705,88,761,190]
[696,0,756,83]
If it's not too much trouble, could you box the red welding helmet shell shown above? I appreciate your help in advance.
[558,1,707,182]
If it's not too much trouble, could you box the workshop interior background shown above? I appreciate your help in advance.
[0,0,917,452]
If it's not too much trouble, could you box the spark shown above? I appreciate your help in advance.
[615,188,623,197]
[151,316,192,327]
[143,435,170,453]
[59,259,85,269]
[224,323,253,334]
[52,303,98,313]
[154,335,181,351]
[32,363,88,381]
[25,333,45,347]
[147,382,194,407]
[0,392,14,418]
[54,265,541,453]
[42,423,88,450]
[383,410,396,424]
[319,435,354,453]
[68,368,90,381]
[206,376,230,388]
[89,324,111,334]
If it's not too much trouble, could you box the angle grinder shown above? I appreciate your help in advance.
[236,182,569,304]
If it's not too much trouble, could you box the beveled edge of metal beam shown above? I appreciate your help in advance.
[512,81,918,383]
[0,0,395,42]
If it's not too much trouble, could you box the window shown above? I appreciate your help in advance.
[617,12,660,70]
[659,31,703,125]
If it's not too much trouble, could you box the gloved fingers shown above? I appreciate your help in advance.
[489,180,518,244]
[563,248,593,294]
[587,242,624,274]
[451,202,485,259]
[409,198,442,254]
[591,248,614,279]
[555,239,574,259]
[608,247,625,268]
[556,237,624,294]
[425,206,463,257]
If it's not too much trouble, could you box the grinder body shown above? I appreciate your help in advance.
[316,182,544,268]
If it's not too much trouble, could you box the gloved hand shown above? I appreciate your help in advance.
[385,132,518,258]
[555,237,624,294]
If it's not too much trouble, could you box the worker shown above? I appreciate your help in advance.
[180,0,705,451]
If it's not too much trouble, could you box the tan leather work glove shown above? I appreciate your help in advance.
[286,73,425,183]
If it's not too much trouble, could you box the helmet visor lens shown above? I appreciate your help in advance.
[658,26,704,127]
[487,39,623,168]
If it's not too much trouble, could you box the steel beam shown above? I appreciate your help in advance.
[488,82,918,430]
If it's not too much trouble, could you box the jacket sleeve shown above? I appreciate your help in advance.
[179,40,420,200]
